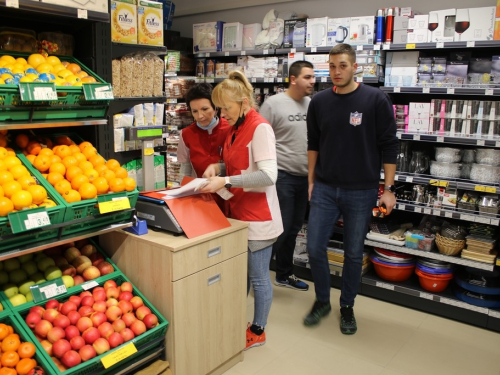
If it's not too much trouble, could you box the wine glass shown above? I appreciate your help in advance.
[428,12,439,42]
[455,9,470,41]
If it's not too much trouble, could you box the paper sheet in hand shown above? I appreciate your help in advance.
[155,178,209,199]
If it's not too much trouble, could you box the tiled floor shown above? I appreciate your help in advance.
[223,271,500,375]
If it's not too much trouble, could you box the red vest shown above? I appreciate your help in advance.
[181,118,231,177]
[223,108,273,222]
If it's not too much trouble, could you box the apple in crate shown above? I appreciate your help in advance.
[47,326,66,344]
[45,299,59,310]
[73,256,92,274]
[143,314,159,329]
[26,312,42,329]
[73,275,85,285]
[121,282,133,293]
[118,301,133,315]
[79,345,96,362]
[61,350,81,368]
[61,275,74,289]
[53,338,72,359]
[35,320,53,338]
[53,314,71,329]
[112,319,126,333]
[78,305,94,318]
[76,317,93,333]
[82,327,100,345]
[120,328,135,342]
[106,287,120,300]
[90,311,107,327]
[67,310,81,326]
[65,325,80,341]
[80,244,97,257]
[93,337,110,355]
[82,266,100,281]
[97,262,114,276]
[81,296,94,307]
[122,312,136,327]
[130,296,144,310]
[61,263,77,277]
[41,339,53,356]
[68,296,81,308]
[136,306,151,320]
[103,280,117,290]
[64,247,81,263]
[30,306,45,316]
[70,336,85,351]
[9,294,27,307]
[60,301,78,316]
[43,309,59,323]
[93,301,107,313]
[92,287,106,302]
[108,332,124,349]
[106,306,122,322]
[98,322,114,339]
[130,320,146,336]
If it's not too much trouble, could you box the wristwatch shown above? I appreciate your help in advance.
[384,185,396,193]
[224,176,232,189]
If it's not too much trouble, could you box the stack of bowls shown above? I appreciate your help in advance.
[453,268,500,308]
[415,259,454,292]
[371,248,416,282]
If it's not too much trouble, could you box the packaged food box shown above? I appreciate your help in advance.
[405,230,435,251]
[138,0,164,46]
[38,32,74,56]
[111,0,138,44]
[0,27,37,53]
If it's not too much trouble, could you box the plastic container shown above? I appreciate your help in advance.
[371,256,415,282]
[430,161,462,178]
[38,31,75,56]
[415,268,453,292]
[0,26,38,53]
[435,147,463,163]
[470,163,500,184]
[475,148,500,166]
[405,230,435,251]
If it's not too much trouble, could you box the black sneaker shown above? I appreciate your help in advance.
[303,300,331,326]
[340,306,357,335]
[275,274,309,291]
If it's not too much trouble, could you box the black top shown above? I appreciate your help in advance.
[307,84,399,190]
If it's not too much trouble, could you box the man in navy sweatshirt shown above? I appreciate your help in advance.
[304,43,399,334]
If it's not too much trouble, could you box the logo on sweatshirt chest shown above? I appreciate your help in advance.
[349,112,363,126]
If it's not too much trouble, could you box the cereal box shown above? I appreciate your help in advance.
[138,0,164,46]
[111,0,138,44]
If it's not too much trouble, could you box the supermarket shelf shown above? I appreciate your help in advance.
[381,86,500,96]
[0,221,132,261]
[194,49,275,57]
[0,119,108,130]
[111,43,167,59]
[393,201,499,226]
[364,239,494,271]
[196,76,381,85]
[0,0,110,22]
[397,131,500,147]
[114,96,167,103]
[382,40,500,50]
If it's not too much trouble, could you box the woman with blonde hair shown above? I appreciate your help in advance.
[200,71,283,350]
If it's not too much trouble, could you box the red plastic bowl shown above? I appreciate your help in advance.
[415,268,453,292]
[372,258,415,282]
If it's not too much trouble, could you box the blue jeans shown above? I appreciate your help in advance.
[248,245,273,328]
[273,170,308,280]
[307,181,377,307]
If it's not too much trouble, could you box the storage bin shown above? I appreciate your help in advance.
[405,230,435,251]
[38,32,74,56]
[0,27,37,53]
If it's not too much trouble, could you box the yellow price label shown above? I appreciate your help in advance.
[485,187,497,193]
[144,148,154,156]
[101,343,137,369]
[98,198,131,214]
[497,258,500,267]
[406,43,416,49]
[474,185,487,192]
[430,180,449,187]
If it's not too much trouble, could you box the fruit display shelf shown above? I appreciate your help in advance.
[0,52,110,122]
[16,273,168,375]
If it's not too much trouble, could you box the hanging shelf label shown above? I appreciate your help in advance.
[83,83,114,100]
[19,82,57,102]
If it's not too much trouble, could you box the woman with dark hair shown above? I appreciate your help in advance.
[177,83,231,181]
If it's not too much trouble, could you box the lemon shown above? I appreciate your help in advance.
[0,55,15,64]
[45,56,61,66]
[0,74,13,81]
[57,69,73,79]
[36,63,53,74]
[15,58,28,65]
[65,75,80,85]
[25,73,39,81]
[19,77,34,83]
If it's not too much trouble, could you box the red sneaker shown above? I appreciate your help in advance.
[245,326,266,350]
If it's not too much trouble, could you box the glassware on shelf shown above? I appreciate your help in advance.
[428,12,439,41]
[409,151,430,174]
[455,9,470,42]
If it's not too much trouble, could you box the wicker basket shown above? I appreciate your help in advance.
[435,233,465,256]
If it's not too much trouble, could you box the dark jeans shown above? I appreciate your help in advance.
[307,181,377,307]
[273,170,308,280]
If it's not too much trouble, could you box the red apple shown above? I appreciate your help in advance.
[122,312,137,327]
[143,314,159,329]
[111,318,125,332]
[73,275,85,285]
[118,291,133,302]
[73,255,92,274]
[130,320,146,336]
[79,291,92,299]
[106,287,120,300]
[120,328,135,342]
[64,325,80,341]
[108,332,124,349]
[47,326,66,344]
[76,317,93,333]
[92,288,106,302]
[40,340,53,356]
[130,296,144,310]
[68,296,81,308]
[61,349,81,368]
[53,314,71,329]
[82,327,100,345]
[78,305,94,318]
[82,266,101,281]
[92,301,107,313]
[118,301,133,315]
[98,322,114,339]
[81,296,94,307]
[64,247,81,263]
[52,338,71,359]
[29,306,45,316]
[93,337,110,355]
[79,345,97,362]
[105,306,122,322]
[90,312,107,327]
[135,306,151,320]
[25,312,42,329]
[89,253,104,266]
[80,244,96,257]
[66,311,81,326]
[35,320,53,338]
[70,335,85,351]
[103,280,117,290]
[60,264,76,277]
[106,298,119,308]
[43,309,59,323]
[60,301,77,316]
[120,282,133,293]
[45,299,60,310]
[97,262,114,276]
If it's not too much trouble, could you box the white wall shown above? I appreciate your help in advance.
[171,0,497,38]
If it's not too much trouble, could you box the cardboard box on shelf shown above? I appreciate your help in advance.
[222,22,243,51]
[137,0,163,46]
[326,18,350,46]
[114,128,125,152]
[307,17,329,47]
[393,16,409,31]
[193,21,225,53]
[406,29,429,43]
[243,23,262,49]
[407,15,429,30]
[385,51,419,87]
[409,102,431,119]
[393,30,408,44]
[428,9,456,42]
[42,0,108,13]
[407,118,431,132]
[284,18,307,48]
[111,0,137,44]
[454,7,495,42]
[349,16,375,45]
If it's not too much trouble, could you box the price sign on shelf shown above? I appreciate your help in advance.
[357,45,363,51]
[97,192,130,214]
[8,207,51,234]
[77,9,88,19]
[224,52,229,56]
[477,140,486,146]
[436,42,444,48]
[101,343,137,369]
[81,281,99,291]
[445,211,453,218]
[447,88,455,94]
[83,83,114,101]
[422,87,430,93]
[376,281,395,290]
[311,47,317,53]
[6,0,19,7]
[30,278,67,303]
[373,44,381,51]
[240,51,246,56]
[382,44,390,50]
[19,82,57,102]
[263,49,269,55]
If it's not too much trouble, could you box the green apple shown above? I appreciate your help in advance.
[18,280,35,296]
[9,269,27,285]
[4,259,20,272]
[61,275,74,289]
[34,252,47,263]
[18,254,33,263]
[25,292,33,302]
[9,294,26,307]
[0,271,8,286]
[37,257,55,272]
[44,266,62,281]
[2,283,18,298]
[21,261,38,276]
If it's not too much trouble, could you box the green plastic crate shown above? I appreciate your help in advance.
[0,154,66,253]
[17,273,168,375]
[0,52,110,122]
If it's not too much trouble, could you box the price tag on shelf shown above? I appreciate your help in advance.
[445,211,453,218]
[205,79,214,83]
[405,176,413,183]
[477,140,485,146]
[460,214,475,222]
[240,51,246,56]
[466,41,475,48]
[475,217,491,224]
[383,44,390,50]
[81,281,99,291]
[166,98,177,104]
[83,83,114,101]
[8,207,51,234]
[251,78,256,83]
[414,135,420,140]
[394,175,399,181]
[491,219,500,226]
[263,88,269,94]
[98,193,130,214]
[101,343,137,369]
[474,185,487,192]
[436,42,444,48]
[205,53,210,57]
[447,88,455,94]
[321,77,327,82]
[373,44,381,50]
[6,0,19,7]
[357,45,363,51]
[420,292,434,300]
[398,204,406,211]
[311,47,317,53]
[77,9,88,19]
[19,82,57,102]
[263,49,269,55]
[24,211,51,230]
[276,78,283,83]
[414,207,422,213]
[433,209,441,216]
[396,132,402,139]
[254,88,261,94]
[376,281,395,290]
[356,77,363,83]
[394,87,401,93]
[405,43,416,49]
[422,87,430,93]
[437,136,444,143]
[424,208,432,214]
[224,52,229,56]
[430,180,449,187]
[30,278,67,303]
[485,187,497,193]
[291,48,297,53]
[496,141,500,148]
[485,89,494,96]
